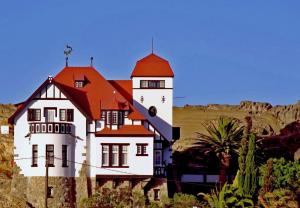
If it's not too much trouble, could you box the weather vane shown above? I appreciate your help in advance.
[64,44,73,67]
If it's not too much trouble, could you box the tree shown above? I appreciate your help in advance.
[243,134,257,196]
[194,117,244,184]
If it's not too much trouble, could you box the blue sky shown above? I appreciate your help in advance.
[1,1,300,106]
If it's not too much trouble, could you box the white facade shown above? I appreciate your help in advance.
[89,135,154,177]
[13,83,87,177]
[132,77,173,165]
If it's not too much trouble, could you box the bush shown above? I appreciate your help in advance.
[171,193,200,208]
[79,188,132,208]
[259,158,300,192]
[258,189,298,208]
[199,183,254,208]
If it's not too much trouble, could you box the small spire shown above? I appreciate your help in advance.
[151,37,154,54]
[90,57,94,67]
[64,44,73,67]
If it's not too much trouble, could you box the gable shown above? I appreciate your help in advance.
[35,83,67,99]
[9,77,91,124]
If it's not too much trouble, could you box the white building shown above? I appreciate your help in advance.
[9,52,175,205]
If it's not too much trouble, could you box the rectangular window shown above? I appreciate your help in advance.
[75,81,84,88]
[136,143,148,156]
[32,145,38,167]
[60,109,66,121]
[105,111,124,125]
[112,145,119,166]
[154,150,162,166]
[106,111,111,124]
[140,80,148,88]
[154,189,160,201]
[101,144,129,167]
[102,145,109,166]
[46,145,54,167]
[118,111,124,125]
[121,146,128,166]
[62,145,68,167]
[140,80,165,89]
[28,109,41,121]
[112,111,118,124]
[67,109,74,121]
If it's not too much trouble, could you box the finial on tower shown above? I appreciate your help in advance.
[90,57,94,67]
[64,44,73,67]
[151,37,154,54]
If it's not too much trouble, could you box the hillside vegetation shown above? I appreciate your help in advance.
[173,101,300,151]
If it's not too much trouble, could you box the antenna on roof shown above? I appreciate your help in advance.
[151,37,154,54]
[90,57,94,67]
[64,44,73,67]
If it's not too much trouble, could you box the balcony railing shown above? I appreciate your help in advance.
[29,122,73,134]
[154,166,166,177]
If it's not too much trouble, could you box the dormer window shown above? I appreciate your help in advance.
[74,74,86,88]
[75,81,84,88]
[140,80,165,89]
[102,110,124,125]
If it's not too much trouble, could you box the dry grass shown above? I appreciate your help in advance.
[173,105,283,152]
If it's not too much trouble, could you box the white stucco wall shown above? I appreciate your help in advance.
[132,77,173,141]
[14,88,87,177]
[89,135,154,177]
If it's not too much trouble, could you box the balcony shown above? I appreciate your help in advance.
[154,166,166,177]
[29,122,73,134]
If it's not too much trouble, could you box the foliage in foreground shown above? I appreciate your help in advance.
[258,158,300,207]
[237,134,258,196]
[79,189,202,208]
[194,116,244,184]
[199,183,253,208]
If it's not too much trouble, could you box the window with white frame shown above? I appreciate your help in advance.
[101,144,129,167]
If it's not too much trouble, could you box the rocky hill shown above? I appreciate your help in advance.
[2,101,300,152]
[173,101,300,152]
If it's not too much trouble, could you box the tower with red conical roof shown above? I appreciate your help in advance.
[131,53,174,167]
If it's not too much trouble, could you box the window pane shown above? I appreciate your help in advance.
[62,145,67,167]
[60,109,66,121]
[118,111,124,125]
[35,109,41,121]
[112,145,119,166]
[67,109,74,121]
[141,80,148,88]
[102,145,109,166]
[32,145,38,166]
[137,145,141,154]
[46,145,54,166]
[143,146,147,154]
[106,111,111,124]
[112,111,118,124]
[121,146,128,166]
[155,150,162,166]
[159,81,165,88]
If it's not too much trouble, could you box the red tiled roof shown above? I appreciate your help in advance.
[54,67,134,119]
[9,66,146,123]
[108,80,132,103]
[131,53,174,78]
[95,125,154,137]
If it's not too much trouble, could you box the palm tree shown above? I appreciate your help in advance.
[194,117,244,185]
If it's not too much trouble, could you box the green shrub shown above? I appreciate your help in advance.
[258,188,298,208]
[171,193,200,208]
[259,158,300,192]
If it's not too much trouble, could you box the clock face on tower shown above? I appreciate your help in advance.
[148,106,157,117]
